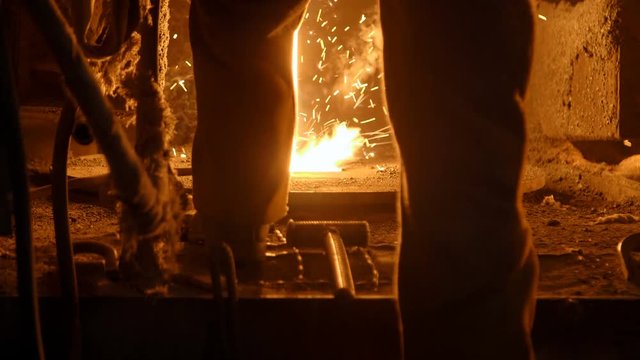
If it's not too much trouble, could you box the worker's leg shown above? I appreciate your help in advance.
[189,0,308,278]
[379,1,538,358]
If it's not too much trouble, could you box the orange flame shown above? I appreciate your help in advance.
[290,123,364,172]
[289,4,386,173]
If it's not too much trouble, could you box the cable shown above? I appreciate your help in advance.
[206,241,239,360]
[0,4,45,358]
[52,99,82,360]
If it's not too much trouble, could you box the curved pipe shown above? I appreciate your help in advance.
[52,102,121,358]
[52,101,79,310]
[52,100,82,359]
[73,240,119,280]
[0,12,45,359]
[618,233,640,285]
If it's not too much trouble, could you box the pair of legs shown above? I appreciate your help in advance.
[190,0,538,358]
[380,1,538,358]
[190,0,307,275]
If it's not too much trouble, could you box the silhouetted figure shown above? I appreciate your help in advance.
[380,1,537,358]
[190,0,538,358]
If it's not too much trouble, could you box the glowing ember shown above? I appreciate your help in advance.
[290,122,364,172]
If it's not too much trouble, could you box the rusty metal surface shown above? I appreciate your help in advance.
[527,0,624,140]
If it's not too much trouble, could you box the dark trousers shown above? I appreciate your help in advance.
[190,0,308,225]
[380,1,537,358]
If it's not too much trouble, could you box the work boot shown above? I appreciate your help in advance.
[190,0,307,262]
[205,223,268,283]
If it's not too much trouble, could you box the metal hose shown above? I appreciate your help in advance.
[205,241,239,360]
[51,100,82,360]
[0,5,45,358]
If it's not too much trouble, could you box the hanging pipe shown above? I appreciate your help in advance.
[207,241,239,360]
[0,5,45,358]
[52,100,122,359]
[51,100,82,360]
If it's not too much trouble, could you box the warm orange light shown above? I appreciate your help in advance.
[290,123,364,173]
[289,2,387,173]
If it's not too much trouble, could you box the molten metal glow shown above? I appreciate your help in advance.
[290,123,364,172]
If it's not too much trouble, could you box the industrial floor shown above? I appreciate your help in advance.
[2,153,640,298]
[1,150,640,358]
